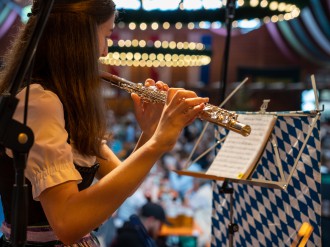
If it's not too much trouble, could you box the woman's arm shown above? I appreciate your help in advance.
[39,138,165,244]
[131,78,168,152]
[39,88,208,244]
[95,78,166,178]
[95,143,121,179]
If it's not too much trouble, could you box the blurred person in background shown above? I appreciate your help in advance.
[110,202,170,247]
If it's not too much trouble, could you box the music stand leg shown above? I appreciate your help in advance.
[220,181,239,247]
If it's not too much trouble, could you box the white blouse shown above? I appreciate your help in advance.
[8,84,96,200]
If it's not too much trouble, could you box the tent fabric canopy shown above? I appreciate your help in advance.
[1,0,329,66]
[267,0,330,66]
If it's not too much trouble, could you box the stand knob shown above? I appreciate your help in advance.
[228,223,239,234]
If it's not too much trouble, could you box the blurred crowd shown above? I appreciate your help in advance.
[94,110,217,247]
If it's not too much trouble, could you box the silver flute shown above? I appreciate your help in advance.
[102,74,251,136]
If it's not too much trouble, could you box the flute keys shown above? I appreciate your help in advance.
[149,86,158,91]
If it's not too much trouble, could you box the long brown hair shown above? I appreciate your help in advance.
[0,0,116,156]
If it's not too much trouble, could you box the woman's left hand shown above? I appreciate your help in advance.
[131,78,169,139]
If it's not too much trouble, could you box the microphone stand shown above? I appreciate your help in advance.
[218,1,239,246]
[219,0,236,101]
[0,1,54,246]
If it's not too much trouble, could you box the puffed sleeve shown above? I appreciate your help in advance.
[13,84,82,200]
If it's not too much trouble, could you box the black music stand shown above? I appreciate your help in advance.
[0,1,54,246]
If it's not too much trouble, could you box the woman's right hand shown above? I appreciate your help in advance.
[151,88,209,152]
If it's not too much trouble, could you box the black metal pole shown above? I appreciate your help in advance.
[219,181,239,247]
[11,152,29,247]
[219,0,236,103]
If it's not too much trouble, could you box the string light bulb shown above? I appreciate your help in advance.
[100,39,212,67]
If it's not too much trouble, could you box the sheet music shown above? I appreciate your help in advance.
[206,114,277,179]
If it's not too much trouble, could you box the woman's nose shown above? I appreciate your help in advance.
[101,39,108,57]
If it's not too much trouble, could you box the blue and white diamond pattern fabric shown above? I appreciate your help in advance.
[211,113,321,247]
